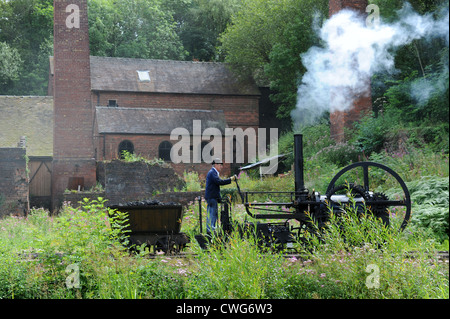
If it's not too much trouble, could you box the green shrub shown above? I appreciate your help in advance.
[183,171,202,192]
[136,263,186,299]
[312,142,361,167]
[352,113,390,155]
[406,176,449,242]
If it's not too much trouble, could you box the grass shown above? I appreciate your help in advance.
[0,194,448,299]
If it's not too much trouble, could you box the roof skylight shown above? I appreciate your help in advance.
[137,70,151,82]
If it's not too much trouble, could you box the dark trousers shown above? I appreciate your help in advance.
[206,198,218,233]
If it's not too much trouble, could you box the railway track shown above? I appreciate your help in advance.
[147,250,449,261]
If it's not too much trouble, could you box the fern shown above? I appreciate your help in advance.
[407,176,449,242]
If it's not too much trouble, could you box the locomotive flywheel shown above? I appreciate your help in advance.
[326,162,411,231]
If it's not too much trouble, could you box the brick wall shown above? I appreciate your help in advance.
[92,91,259,128]
[154,191,204,207]
[329,0,369,15]
[0,148,29,217]
[97,133,234,177]
[328,0,372,142]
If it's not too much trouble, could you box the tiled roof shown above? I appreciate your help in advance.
[0,96,53,156]
[96,106,227,135]
[89,56,260,96]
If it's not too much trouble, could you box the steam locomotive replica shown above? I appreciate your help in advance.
[111,134,411,253]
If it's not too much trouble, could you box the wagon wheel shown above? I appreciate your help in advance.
[326,162,411,231]
[154,237,168,254]
[157,236,183,255]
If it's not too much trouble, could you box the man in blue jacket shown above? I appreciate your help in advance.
[205,158,236,234]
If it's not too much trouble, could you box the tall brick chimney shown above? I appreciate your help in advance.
[328,0,372,142]
[52,0,96,208]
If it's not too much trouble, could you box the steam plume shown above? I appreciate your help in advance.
[291,2,449,130]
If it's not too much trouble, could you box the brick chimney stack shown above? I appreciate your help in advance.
[328,0,372,142]
[52,0,96,208]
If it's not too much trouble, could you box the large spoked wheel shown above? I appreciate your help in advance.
[326,162,411,231]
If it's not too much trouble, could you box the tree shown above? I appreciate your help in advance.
[176,0,242,61]
[88,0,187,60]
[219,0,328,122]
[0,41,22,85]
[0,0,53,95]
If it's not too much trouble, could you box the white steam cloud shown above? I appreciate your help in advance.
[292,2,449,130]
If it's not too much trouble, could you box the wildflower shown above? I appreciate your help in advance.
[160,259,168,263]
[320,273,326,278]
[288,256,298,262]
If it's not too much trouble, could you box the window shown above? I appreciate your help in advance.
[68,177,84,191]
[118,140,134,159]
[137,70,151,82]
[158,141,172,162]
[108,99,118,107]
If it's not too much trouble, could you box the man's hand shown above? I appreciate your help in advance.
[230,174,238,181]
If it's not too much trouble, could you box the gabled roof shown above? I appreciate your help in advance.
[89,56,260,96]
[96,106,227,135]
[0,96,53,157]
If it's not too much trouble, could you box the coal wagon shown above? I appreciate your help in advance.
[109,200,189,253]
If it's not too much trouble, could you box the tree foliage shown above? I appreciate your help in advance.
[0,41,22,85]
[355,0,449,154]
[177,0,242,61]
[88,0,186,60]
[219,0,329,121]
[0,0,53,95]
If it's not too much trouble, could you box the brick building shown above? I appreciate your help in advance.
[49,0,260,207]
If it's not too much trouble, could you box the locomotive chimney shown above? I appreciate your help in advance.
[294,134,306,196]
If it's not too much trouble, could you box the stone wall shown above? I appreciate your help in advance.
[154,191,204,207]
[97,160,185,206]
[0,148,29,217]
[61,161,202,209]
